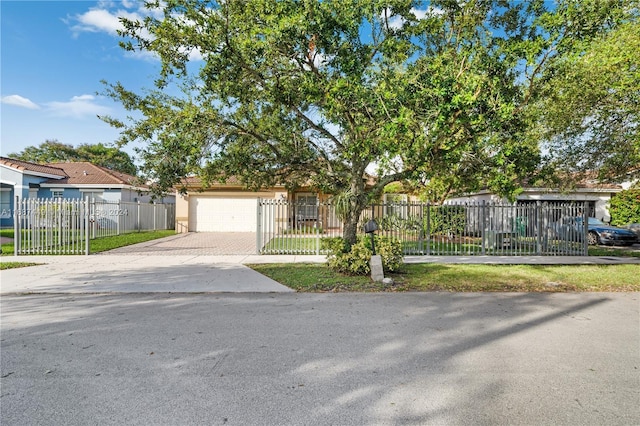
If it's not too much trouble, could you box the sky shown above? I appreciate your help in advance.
[1,0,164,159]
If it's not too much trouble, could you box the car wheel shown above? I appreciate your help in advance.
[587,231,600,245]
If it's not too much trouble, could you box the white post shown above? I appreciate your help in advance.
[13,196,20,256]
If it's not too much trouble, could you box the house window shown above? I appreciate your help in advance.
[81,191,104,201]
[383,193,408,218]
[0,190,11,218]
[295,193,318,221]
[51,189,64,198]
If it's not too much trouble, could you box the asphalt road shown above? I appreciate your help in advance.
[1,292,639,425]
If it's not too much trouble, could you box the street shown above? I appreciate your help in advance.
[1,292,639,425]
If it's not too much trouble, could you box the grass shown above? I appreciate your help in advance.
[89,230,176,253]
[589,245,640,258]
[0,262,41,270]
[261,236,323,254]
[249,263,640,292]
[1,229,176,255]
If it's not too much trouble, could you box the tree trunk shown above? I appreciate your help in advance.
[341,192,367,245]
[342,214,360,245]
[339,163,368,245]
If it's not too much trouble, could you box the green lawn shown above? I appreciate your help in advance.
[0,261,41,270]
[89,230,175,253]
[1,229,176,256]
[249,263,640,292]
[261,236,323,254]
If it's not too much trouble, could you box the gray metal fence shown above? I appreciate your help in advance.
[257,199,589,256]
[89,200,176,239]
[13,197,176,255]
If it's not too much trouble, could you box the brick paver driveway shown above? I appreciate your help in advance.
[102,232,257,255]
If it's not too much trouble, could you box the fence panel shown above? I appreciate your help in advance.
[257,199,589,256]
[13,198,176,255]
[89,200,176,238]
[14,197,89,255]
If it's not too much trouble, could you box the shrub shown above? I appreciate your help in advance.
[609,189,640,226]
[426,205,466,236]
[321,235,403,275]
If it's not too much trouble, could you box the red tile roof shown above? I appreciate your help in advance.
[0,156,67,177]
[44,162,146,187]
[1,157,146,188]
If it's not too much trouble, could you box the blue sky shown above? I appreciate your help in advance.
[1,0,163,158]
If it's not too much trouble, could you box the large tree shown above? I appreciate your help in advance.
[102,0,627,242]
[533,10,640,183]
[9,140,137,175]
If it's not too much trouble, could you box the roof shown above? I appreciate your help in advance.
[0,156,67,177]
[44,162,145,187]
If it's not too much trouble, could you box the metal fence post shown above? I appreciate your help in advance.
[426,202,431,255]
[256,198,262,254]
[480,201,486,255]
[316,199,320,255]
[85,197,90,255]
[13,196,20,256]
[536,201,542,255]
[583,202,589,256]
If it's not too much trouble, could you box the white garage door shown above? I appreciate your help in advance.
[189,196,258,232]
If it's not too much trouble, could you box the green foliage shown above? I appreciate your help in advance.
[377,205,467,236]
[428,205,466,236]
[9,140,137,175]
[101,0,630,242]
[533,9,640,183]
[609,190,640,226]
[321,235,403,275]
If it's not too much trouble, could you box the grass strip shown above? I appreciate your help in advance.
[0,262,41,270]
[1,230,176,255]
[249,263,640,293]
[89,230,176,253]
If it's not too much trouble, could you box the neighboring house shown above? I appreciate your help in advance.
[0,157,174,227]
[445,180,627,223]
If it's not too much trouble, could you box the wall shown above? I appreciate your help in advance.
[447,189,618,223]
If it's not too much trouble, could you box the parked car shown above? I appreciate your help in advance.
[622,223,640,238]
[553,217,639,246]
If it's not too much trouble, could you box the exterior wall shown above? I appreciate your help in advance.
[517,190,616,222]
[175,192,189,233]
[0,166,49,227]
[447,189,619,223]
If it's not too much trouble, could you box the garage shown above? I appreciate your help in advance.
[188,196,259,232]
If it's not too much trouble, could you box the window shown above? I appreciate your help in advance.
[0,190,11,218]
[80,191,104,201]
[51,189,64,198]
[295,193,318,221]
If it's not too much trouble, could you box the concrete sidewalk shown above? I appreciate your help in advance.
[2,253,638,295]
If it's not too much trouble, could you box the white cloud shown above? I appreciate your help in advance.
[1,95,40,110]
[69,2,200,63]
[45,95,111,118]
[383,7,441,30]
[71,7,144,36]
